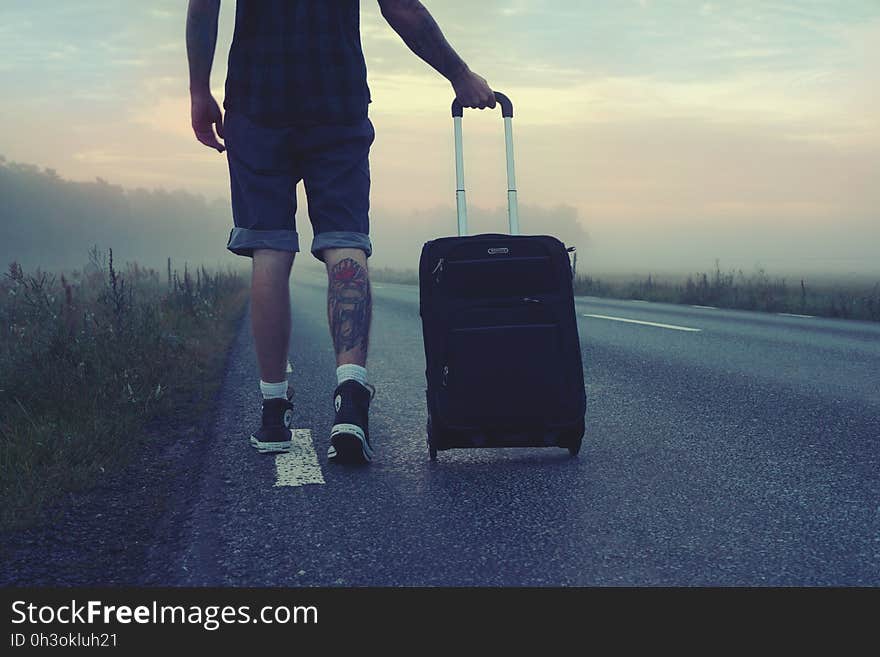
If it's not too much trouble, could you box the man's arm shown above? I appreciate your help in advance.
[378,0,496,109]
[186,0,225,152]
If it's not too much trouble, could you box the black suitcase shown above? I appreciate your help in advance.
[419,92,586,460]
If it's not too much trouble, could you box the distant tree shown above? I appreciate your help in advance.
[0,157,236,272]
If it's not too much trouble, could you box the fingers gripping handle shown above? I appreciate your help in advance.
[451,92,519,237]
[451,92,514,118]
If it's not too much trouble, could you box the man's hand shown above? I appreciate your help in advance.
[452,69,496,110]
[191,92,225,153]
[379,1,496,110]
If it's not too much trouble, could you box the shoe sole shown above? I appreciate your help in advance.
[249,434,292,454]
[328,423,372,464]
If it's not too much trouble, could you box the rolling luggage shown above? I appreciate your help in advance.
[419,92,587,460]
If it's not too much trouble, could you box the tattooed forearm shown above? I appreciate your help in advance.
[380,0,468,81]
[327,258,372,357]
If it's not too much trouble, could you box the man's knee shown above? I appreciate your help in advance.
[253,249,295,280]
[323,247,369,272]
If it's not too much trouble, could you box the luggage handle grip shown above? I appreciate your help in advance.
[452,92,513,118]
[451,91,519,237]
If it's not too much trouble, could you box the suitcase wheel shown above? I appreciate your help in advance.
[566,419,585,457]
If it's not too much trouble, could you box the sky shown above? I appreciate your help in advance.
[1,0,878,275]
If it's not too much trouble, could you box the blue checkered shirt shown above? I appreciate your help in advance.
[224,0,371,127]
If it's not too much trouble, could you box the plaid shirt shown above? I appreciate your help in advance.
[224,0,371,127]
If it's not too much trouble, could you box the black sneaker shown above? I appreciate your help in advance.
[327,380,375,464]
[249,392,294,454]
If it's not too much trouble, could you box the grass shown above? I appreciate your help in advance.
[369,261,880,322]
[573,262,880,321]
[0,247,249,532]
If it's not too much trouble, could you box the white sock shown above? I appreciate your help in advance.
[260,379,288,400]
[336,364,367,387]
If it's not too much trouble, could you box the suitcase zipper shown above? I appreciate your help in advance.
[432,258,445,284]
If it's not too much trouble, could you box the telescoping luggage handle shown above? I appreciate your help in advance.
[451,92,518,237]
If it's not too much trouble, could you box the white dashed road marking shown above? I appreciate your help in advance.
[583,313,702,333]
[778,313,816,319]
[692,305,718,309]
[275,429,325,487]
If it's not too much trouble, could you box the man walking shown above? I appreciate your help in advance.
[186,1,495,463]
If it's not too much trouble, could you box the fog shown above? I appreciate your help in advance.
[0,156,587,275]
[2,156,877,282]
[0,158,236,274]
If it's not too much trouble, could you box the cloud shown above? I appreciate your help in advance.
[498,1,534,17]
[147,8,175,20]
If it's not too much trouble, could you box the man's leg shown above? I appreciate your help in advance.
[323,247,374,463]
[223,109,300,453]
[300,117,376,463]
[251,249,296,384]
[245,248,296,454]
[324,247,371,368]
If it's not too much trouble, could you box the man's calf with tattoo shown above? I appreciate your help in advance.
[187,0,495,463]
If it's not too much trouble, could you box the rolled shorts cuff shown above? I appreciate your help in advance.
[226,228,300,258]
[311,231,372,262]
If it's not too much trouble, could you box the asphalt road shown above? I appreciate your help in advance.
[176,272,880,586]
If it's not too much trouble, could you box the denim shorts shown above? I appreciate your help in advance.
[224,110,374,261]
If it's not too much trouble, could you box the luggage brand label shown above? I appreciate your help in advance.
[487,247,509,255]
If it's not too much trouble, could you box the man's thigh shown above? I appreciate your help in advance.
[299,118,375,262]
[224,111,301,258]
